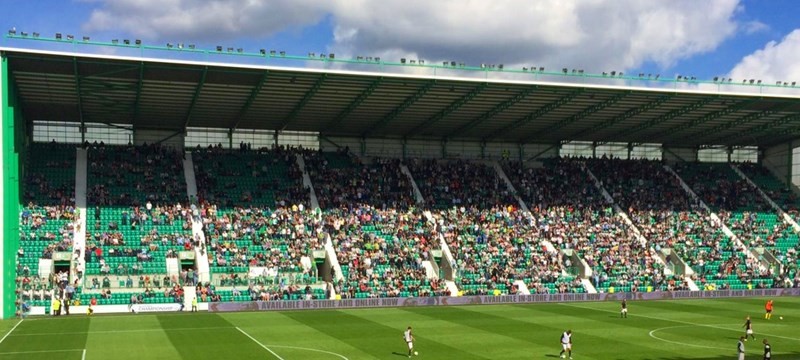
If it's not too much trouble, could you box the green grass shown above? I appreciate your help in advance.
[2,297,800,359]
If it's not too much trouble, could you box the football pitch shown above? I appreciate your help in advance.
[1,297,798,359]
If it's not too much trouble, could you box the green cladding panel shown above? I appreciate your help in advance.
[2,55,22,319]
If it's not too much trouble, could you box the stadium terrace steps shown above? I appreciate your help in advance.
[183,152,199,200]
[491,160,530,213]
[513,280,531,295]
[74,148,89,282]
[580,278,597,294]
[423,211,457,282]
[399,164,425,205]
[295,154,320,209]
[324,233,345,285]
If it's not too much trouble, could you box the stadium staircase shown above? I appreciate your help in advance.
[295,154,320,209]
[397,161,452,294]
[73,147,89,282]
[183,152,199,200]
[399,164,425,205]
[423,211,459,296]
[183,152,209,284]
[491,160,530,213]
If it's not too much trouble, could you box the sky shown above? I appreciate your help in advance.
[1,0,799,85]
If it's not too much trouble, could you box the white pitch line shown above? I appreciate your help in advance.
[266,345,350,360]
[0,319,23,345]
[236,327,285,360]
[82,348,87,360]
[9,326,234,337]
[559,302,800,342]
[0,349,84,355]
[648,325,731,350]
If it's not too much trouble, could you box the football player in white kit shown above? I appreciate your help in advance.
[404,326,415,358]
[560,330,572,359]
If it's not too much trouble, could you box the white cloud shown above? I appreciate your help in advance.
[728,29,800,84]
[83,0,741,73]
[742,20,769,35]
[82,0,331,41]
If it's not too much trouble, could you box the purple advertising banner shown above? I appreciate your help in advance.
[208,288,800,313]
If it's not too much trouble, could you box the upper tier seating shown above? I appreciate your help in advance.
[88,144,186,206]
[194,146,306,208]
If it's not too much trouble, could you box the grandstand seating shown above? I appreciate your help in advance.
[81,144,193,307]
[193,147,306,208]
[202,206,323,286]
[305,152,445,298]
[674,162,779,289]
[504,158,653,293]
[735,163,800,286]
[18,143,77,300]
[17,141,800,313]
[88,144,186,206]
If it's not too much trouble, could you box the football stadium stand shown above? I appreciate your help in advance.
[3,45,800,319]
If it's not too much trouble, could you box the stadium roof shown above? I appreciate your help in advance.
[3,47,800,147]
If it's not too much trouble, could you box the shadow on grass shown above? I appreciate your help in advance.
[391,351,409,357]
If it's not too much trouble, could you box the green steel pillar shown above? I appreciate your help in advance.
[1,55,22,319]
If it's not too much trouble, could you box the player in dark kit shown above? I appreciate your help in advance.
[743,316,755,341]
[763,339,771,359]
[620,299,628,318]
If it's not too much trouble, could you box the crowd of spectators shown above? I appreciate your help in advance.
[24,138,800,315]
[504,158,667,292]
[23,142,76,206]
[202,205,323,275]
[193,145,308,208]
[87,143,186,206]
[324,206,447,298]
[409,159,514,209]
[305,149,416,210]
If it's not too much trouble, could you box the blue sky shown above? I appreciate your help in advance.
[1,0,799,83]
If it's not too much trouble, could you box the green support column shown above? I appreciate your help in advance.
[1,55,22,319]
[788,141,793,186]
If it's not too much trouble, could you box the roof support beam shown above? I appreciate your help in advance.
[77,65,140,81]
[700,102,799,144]
[361,80,436,138]
[566,94,673,141]
[183,66,208,130]
[131,62,145,127]
[448,86,538,138]
[482,90,583,142]
[72,58,85,128]
[404,83,489,138]
[321,77,383,134]
[230,70,269,131]
[642,99,756,143]
[738,113,800,144]
[278,74,327,131]
[521,92,627,143]
[603,97,715,142]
